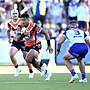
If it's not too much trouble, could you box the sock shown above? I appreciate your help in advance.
[29,67,33,73]
[29,69,33,73]
[81,72,86,79]
[45,70,47,74]
[15,64,18,68]
[70,69,76,76]
[35,62,43,72]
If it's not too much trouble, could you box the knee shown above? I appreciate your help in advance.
[63,56,67,60]
[10,53,14,58]
[77,57,82,62]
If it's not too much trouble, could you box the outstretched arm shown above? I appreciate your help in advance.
[7,29,11,43]
[40,29,53,54]
[57,36,66,55]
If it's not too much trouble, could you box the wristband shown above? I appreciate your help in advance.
[47,40,51,47]
[57,49,60,52]
[57,44,61,52]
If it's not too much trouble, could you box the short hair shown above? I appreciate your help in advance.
[69,20,77,24]
[21,13,29,18]
[79,0,85,3]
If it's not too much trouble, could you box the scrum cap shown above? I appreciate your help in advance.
[11,9,18,16]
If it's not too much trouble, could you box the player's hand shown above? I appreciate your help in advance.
[46,46,53,54]
[8,38,12,43]
[56,51,60,56]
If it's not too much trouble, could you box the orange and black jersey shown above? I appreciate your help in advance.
[7,18,24,41]
[23,22,43,47]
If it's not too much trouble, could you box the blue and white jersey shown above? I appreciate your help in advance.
[63,28,87,47]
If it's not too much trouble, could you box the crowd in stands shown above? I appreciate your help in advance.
[0,0,90,39]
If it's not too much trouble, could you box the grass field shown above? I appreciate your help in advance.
[0,73,90,90]
[0,66,90,90]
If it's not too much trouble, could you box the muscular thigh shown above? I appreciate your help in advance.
[63,52,75,60]
[9,46,18,56]
[26,49,39,60]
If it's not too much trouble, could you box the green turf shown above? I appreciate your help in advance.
[0,73,90,90]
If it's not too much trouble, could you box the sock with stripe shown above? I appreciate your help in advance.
[81,72,86,79]
[70,69,76,76]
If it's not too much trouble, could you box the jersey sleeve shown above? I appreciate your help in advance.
[62,31,67,38]
[35,25,43,32]
[84,32,89,40]
[7,23,11,30]
[84,32,87,38]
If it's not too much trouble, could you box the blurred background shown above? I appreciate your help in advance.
[0,0,90,65]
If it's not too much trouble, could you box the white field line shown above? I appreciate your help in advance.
[0,81,68,84]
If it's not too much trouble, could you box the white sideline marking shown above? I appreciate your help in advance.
[0,81,68,84]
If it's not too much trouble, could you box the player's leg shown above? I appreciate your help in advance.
[25,49,52,80]
[27,63,34,78]
[77,44,88,83]
[78,59,87,83]
[22,51,34,78]
[63,52,78,83]
[9,46,21,77]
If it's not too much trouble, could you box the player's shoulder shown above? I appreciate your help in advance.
[7,19,12,23]
[28,22,36,29]
[29,22,35,26]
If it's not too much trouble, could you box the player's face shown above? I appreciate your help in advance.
[12,13,18,19]
[21,18,29,27]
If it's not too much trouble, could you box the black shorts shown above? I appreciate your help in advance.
[11,40,25,51]
[25,42,42,53]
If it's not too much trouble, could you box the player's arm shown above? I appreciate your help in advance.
[57,31,67,55]
[85,36,90,48]
[57,36,66,54]
[7,23,11,43]
[40,29,50,41]
[7,29,10,38]
[84,32,90,48]
[40,29,53,53]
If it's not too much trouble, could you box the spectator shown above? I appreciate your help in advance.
[76,0,89,31]
[45,0,52,29]
[31,0,48,27]
[63,0,71,24]
[4,0,13,13]
[88,0,90,33]
[50,0,64,25]
[13,0,28,17]
[0,0,6,32]
[68,0,78,21]
[23,0,33,18]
